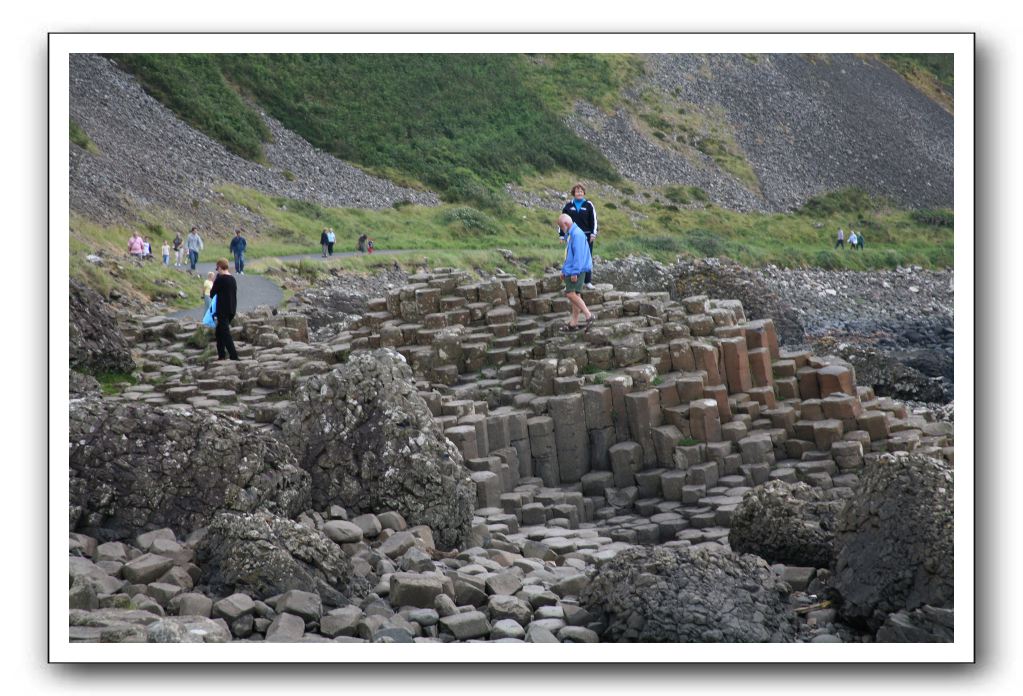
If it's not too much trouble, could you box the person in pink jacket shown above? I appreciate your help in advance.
[128,232,144,257]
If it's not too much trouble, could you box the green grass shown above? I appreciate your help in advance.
[69,119,99,154]
[70,215,208,309]
[110,53,621,209]
[85,370,138,395]
[108,54,271,160]
[71,181,953,302]
[879,54,953,112]
[632,94,759,191]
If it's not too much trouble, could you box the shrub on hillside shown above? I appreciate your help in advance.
[910,209,954,227]
[440,207,499,237]
[798,187,883,217]
[687,229,724,258]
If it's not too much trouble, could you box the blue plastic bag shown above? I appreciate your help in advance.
[202,295,218,328]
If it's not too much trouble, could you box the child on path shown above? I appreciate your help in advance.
[203,271,215,312]
[161,240,170,266]
[834,228,845,249]
[173,232,184,266]
[367,239,375,254]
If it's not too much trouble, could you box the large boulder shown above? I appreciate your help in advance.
[831,453,953,631]
[197,511,356,606]
[728,480,842,568]
[69,398,310,540]
[581,546,798,642]
[279,349,475,549]
[69,278,135,374]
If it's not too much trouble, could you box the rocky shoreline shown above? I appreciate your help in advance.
[68,266,953,644]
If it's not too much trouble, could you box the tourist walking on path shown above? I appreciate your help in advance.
[203,272,215,313]
[857,230,865,250]
[834,228,845,249]
[558,213,595,332]
[326,228,336,256]
[229,229,247,274]
[142,237,153,259]
[320,228,329,257]
[357,233,368,253]
[128,231,144,257]
[848,231,858,250]
[561,183,598,289]
[172,232,184,266]
[186,227,204,271]
[161,240,170,266]
[209,259,239,361]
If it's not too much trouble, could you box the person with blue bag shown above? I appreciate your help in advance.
[208,258,239,361]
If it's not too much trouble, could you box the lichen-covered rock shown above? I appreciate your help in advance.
[69,397,310,540]
[581,546,798,642]
[832,453,953,631]
[197,511,356,606]
[728,480,842,568]
[875,605,954,643]
[279,349,475,549]
[69,368,101,396]
[69,278,135,374]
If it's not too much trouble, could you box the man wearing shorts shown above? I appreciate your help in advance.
[558,213,595,332]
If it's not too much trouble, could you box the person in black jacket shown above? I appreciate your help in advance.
[561,183,598,289]
[320,228,329,257]
[209,258,239,361]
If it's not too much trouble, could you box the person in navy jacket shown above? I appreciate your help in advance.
[558,213,595,332]
[561,183,598,289]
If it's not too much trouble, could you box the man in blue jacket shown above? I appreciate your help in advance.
[558,213,595,332]
[229,229,247,275]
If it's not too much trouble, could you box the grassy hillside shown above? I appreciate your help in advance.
[70,182,953,306]
[880,53,954,112]
[110,53,631,210]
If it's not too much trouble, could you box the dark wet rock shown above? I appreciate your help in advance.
[69,397,310,541]
[69,278,135,375]
[198,511,359,606]
[875,605,954,643]
[831,453,953,631]
[582,546,798,642]
[729,481,842,568]
[279,349,475,549]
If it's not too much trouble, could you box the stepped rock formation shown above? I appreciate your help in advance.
[69,397,310,540]
[279,349,476,550]
[68,268,955,643]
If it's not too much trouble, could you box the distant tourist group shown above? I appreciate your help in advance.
[834,227,865,250]
[127,226,248,274]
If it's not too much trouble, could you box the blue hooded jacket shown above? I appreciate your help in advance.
[562,223,593,277]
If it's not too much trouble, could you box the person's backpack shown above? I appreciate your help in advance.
[202,295,218,328]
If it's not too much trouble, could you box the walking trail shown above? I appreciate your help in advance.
[169,249,409,321]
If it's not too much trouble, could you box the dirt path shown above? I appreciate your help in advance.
[169,249,409,320]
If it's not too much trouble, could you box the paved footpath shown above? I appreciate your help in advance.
[170,249,409,321]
